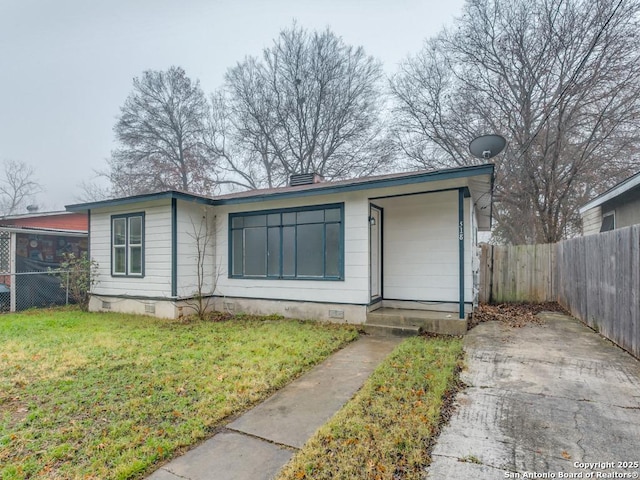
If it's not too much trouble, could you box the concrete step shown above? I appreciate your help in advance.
[366,308,468,336]
[362,323,421,337]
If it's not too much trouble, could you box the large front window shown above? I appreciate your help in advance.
[112,213,144,276]
[229,204,343,280]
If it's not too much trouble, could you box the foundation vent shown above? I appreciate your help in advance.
[145,304,156,314]
[101,301,111,310]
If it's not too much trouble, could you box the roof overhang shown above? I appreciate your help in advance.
[65,164,495,229]
[579,171,640,214]
[211,164,494,206]
[65,190,215,212]
[0,226,87,236]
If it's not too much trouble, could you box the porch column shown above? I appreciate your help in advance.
[458,188,465,319]
[171,198,178,297]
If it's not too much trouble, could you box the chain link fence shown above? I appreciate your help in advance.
[0,228,88,313]
[0,270,76,312]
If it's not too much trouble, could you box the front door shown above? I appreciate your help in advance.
[370,205,382,300]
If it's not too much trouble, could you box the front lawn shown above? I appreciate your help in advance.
[0,309,358,479]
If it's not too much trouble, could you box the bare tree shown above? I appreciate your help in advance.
[109,66,217,195]
[0,159,42,215]
[76,178,114,203]
[183,207,218,319]
[391,0,640,243]
[222,23,395,188]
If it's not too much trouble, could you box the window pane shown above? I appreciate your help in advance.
[129,246,142,274]
[282,212,296,225]
[267,214,281,226]
[244,227,267,276]
[297,224,323,276]
[231,216,244,229]
[267,227,280,276]
[232,230,243,275]
[325,208,341,222]
[325,223,340,277]
[297,209,324,224]
[113,218,126,245]
[282,226,295,276]
[244,215,266,227]
[114,247,125,274]
[600,214,614,232]
[129,216,142,245]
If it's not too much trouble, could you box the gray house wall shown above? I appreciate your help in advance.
[581,183,640,235]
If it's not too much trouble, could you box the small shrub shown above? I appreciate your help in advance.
[51,252,99,311]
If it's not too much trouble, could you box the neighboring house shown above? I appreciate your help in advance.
[0,210,88,231]
[0,210,88,311]
[65,164,494,325]
[579,171,640,235]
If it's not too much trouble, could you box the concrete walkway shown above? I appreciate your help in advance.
[425,312,640,479]
[147,335,401,480]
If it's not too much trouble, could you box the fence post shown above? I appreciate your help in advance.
[66,272,70,305]
[9,232,16,312]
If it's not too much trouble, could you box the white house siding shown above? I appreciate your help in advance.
[214,179,477,313]
[90,200,173,298]
[213,191,371,307]
[374,190,473,305]
[581,206,602,235]
[85,174,485,320]
[175,200,217,298]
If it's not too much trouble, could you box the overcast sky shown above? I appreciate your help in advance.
[0,0,465,211]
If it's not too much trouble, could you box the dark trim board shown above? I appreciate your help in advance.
[382,298,473,307]
[171,198,178,297]
[369,203,383,300]
[369,186,470,202]
[458,188,465,319]
[66,190,214,212]
[215,165,492,206]
[92,292,473,309]
[67,164,493,212]
[91,292,371,307]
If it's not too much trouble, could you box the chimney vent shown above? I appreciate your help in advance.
[289,173,324,186]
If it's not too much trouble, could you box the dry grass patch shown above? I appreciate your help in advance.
[277,335,463,480]
[0,308,358,479]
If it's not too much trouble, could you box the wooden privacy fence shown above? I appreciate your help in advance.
[480,225,640,359]
[556,225,639,359]
[479,243,556,303]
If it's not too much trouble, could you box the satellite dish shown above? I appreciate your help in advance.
[469,134,507,160]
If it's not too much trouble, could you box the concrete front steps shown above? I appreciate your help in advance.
[364,307,468,337]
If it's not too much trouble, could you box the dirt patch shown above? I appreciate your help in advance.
[468,302,568,329]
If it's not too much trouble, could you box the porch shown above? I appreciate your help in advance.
[364,306,468,336]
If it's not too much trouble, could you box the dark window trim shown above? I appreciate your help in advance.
[228,203,344,281]
[111,212,145,278]
[600,211,615,232]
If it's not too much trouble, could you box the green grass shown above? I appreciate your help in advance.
[0,308,358,479]
[277,336,464,480]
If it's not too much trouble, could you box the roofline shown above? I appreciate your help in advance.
[579,171,640,214]
[65,164,495,211]
[65,190,214,212]
[212,164,494,205]
[0,226,88,236]
[0,210,75,220]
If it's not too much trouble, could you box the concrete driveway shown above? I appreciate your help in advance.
[426,312,640,479]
